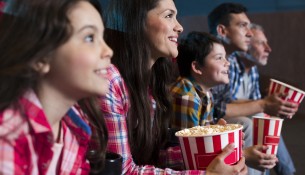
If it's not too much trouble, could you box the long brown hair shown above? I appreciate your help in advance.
[0,0,107,172]
[104,0,173,165]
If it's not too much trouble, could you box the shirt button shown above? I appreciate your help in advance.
[47,134,53,143]
[42,161,50,169]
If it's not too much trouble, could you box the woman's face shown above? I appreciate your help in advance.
[200,43,230,87]
[43,1,113,100]
[145,0,183,61]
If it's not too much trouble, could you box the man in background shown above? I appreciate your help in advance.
[208,3,298,175]
[236,23,296,175]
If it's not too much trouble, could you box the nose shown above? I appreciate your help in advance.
[101,41,113,60]
[265,43,272,53]
[174,19,183,33]
[246,25,253,38]
[224,57,230,67]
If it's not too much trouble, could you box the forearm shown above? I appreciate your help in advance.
[224,99,264,119]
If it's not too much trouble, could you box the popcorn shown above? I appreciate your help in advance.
[175,124,243,170]
[175,124,242,137]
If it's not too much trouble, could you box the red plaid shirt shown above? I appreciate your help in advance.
[100,64,205,174]
[0,90,91,175]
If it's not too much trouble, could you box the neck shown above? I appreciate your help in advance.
[149,57,155,68]
[36,81,76,137]
[237,53,255,73]
[223,43,237,56]
[191,73,211,93]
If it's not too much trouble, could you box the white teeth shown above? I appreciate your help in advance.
[95,69,107,75]
[222,70,229,74]
[100,69,107,75]
[169,37,177,42]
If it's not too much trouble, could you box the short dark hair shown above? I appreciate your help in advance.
[208,2,247,35]
[177,31,223,77]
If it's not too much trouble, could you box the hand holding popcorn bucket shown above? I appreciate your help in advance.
[175,124,243,170]
[253,116,283,155]
[268,79,305,106]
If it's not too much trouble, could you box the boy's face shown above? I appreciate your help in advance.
[200,43,230,87]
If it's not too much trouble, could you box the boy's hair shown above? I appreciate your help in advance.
[208,2,247,35]
[177,31,222,77]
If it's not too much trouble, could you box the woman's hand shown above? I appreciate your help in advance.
[206,143,248,175]
[243,145,278,171]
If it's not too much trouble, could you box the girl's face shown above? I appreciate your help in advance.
[43,1,113,100]
[200,43,230,87]
[145,0,183,61]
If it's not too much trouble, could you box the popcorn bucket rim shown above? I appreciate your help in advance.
[175,124,243,138]
[270,78,305,94]
[253,115,284,121]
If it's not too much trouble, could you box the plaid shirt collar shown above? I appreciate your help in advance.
[20,89,91,139]
[229,52,261,100]
[186,76,209,102]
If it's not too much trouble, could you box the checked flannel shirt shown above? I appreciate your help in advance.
[100,64,205,175]
[170,76,214,129]
[0,90,91,175]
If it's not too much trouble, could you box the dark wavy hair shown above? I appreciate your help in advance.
[177,31,223,77]
[0,0,107,172]
[208,2,248,35]
[104,0,173,165]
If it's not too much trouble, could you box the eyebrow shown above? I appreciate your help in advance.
[76,25,98,33]
[158,8,177,15]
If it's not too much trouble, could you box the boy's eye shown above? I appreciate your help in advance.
[85,35,94,42]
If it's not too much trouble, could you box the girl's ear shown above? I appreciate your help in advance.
[31,60,50,75]
[191,61,202,75]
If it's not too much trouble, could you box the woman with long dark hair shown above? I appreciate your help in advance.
[0,0,112,174]
[100,0,247,174]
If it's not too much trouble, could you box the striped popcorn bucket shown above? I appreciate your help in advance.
[175,125,243,170]
[268,79,305,104]
[253,116,283,155]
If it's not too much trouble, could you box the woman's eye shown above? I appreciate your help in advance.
[165,14,173,18]
[85,35,94,43]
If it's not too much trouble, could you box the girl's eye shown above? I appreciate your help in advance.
[85,34,94,43]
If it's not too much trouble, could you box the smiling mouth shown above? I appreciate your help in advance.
[169,37,177,43]
[94,69,108,76]
[221,70,229,74]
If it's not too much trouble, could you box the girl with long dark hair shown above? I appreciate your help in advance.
[0,0,112,174]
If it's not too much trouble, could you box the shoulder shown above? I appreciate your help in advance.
[106,64,127,91]
[0,107,29,142]
[106,64,122,81]
[171,77,196,96]
[211,84,230,95]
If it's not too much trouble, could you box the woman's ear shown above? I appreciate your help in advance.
[191,61,202,75]
[31,60,50,75]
